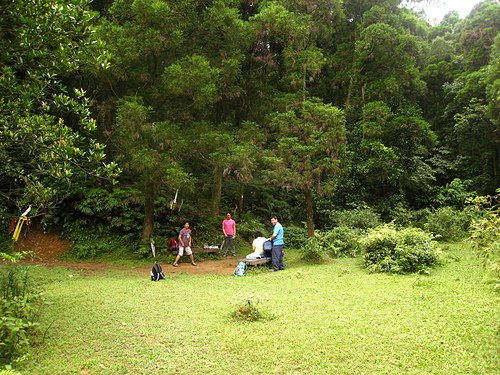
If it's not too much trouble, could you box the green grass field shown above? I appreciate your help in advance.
[17,244,499,374]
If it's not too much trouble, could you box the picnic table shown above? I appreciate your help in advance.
[238,257,271,267]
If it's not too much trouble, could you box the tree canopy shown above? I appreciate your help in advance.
[1,0,499,241]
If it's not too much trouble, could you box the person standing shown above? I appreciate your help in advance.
[268,216,285,271]
[222,213,236,257]
[173,222,197,267]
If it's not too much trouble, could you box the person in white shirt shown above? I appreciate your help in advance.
[246,232,268,259]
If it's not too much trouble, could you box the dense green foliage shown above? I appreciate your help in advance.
[0,264,42,366]
[0,0,119,220]
[362,225,441,274]
[423,206,477,241]
[321,207,381,230]
[467,192,500,288]
[1,3,498,369]
[301,226,364,262]
[0,0,499,249]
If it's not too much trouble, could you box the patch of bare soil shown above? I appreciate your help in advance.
[9,229,239,276]
[15,228,71,261]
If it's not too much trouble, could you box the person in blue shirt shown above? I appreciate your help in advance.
[267,215,285,271]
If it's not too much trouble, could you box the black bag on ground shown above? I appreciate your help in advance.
[150,262,165,281]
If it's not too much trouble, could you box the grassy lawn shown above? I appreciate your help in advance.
[17,243,499,374]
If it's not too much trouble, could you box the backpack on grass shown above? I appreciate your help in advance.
[151,262,165,281]
[233,261,247,277]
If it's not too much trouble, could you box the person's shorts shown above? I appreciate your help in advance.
[178,246,192,256]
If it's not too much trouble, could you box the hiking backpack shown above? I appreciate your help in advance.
[150,262,166,281]
[233,261,247,277]
[263,240,273,258]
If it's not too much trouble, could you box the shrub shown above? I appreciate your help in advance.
[389,205,431,228]
[284,225,308,249]
[424,206,476,241]
[410,209,432,230]
[323,226,363,257]
[62,223,129,259]
[434,178,476,209]
[0,265,42,366]
[300,235,330,263]
[323,208,381,230]
[74,187,144,238]
[467,193,500,289]
[300,227,363,262]
[0,232,14,255]
[233,217,267,244]
[231,299,263,322]
[133,241,154,258]
[361,225,440,274]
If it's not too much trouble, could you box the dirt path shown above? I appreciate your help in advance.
[9,229,239,276]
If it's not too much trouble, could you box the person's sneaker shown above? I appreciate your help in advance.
[172,263,179,267]
[191,262,197,266]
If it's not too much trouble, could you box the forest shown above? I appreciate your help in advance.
[1,1,500,372]
[1,0,499,249]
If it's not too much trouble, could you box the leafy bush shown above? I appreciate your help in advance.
[189,216,220,244]
[323,208,381,230]
[74,187,144,238]
[410,209,433,229]
[361,225,440,274]
[300,227,363,262]
[0,265,42,366]
[62,222,129,259]
[467,193,500,289]
[434,178,476,209]
[133,241,154,258]
[231,216,267,244]
[424,206,476,241]
[323,227,363,257]
[389,205,431,228]
[300,235,330,263]
[231,299,264,322]
[284,225,308,249]
[0,232,14,255]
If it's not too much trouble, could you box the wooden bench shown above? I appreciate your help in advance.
[170,247,219,255]
[239,257,271,267]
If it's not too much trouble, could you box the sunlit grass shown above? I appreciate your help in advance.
[17,243,499,374]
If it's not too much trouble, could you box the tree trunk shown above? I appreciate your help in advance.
[305,188,315,237]
[345,76,353,110]
[302,64,307,107]
[494,146,499,190]
[238,184,244,217]
[142,186,155,239]
[211,165,223,218]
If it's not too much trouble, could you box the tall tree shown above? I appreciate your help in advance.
[266,99,346,236]
[352,101,436,208]
[433,1,500,194]
[114,97,190,239]
[0,0,118,219]
[352,18,427,111]
[456,0,500,71]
